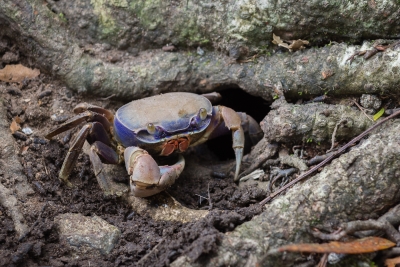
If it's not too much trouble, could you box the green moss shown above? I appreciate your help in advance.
[130,0,163,31]
[58,13,67,23]
[130,0,209,45]
[90,0,125,39]
[177,16,209,45]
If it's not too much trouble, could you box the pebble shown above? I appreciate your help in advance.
[360,94,381,110]
[22,127,33,135]
[37,90,52,99]
[54,213,121,255]
[50,114,69,122]
[197,46,205,56]
[12,132,27,141]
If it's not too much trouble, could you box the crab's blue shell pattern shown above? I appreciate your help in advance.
[113,92,212,151]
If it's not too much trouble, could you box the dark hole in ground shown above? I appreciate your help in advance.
[206,88,269,160]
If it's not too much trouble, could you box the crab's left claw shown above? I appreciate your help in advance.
[124,147,185,197]
[220,107,245,181]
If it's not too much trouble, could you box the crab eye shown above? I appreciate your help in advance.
[147,123,156,134]
[199,108,207,120]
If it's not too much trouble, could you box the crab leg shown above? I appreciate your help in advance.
[57,122,118,185]
[73,103,114,122]
[193,106,245,181]
[124,147,185,197]
[88,143,123,196]
[45,111,111,139]
[58,124,91,185]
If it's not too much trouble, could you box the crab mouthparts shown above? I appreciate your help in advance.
[160,137,190,156]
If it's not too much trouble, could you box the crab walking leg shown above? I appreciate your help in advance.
[124,147,185,197]
[58,124,91,186]
[58,122,117,185]
[45,111,111,139]
[73,103,114,123]
[88,144,122,196]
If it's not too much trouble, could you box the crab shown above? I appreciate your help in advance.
[45,92,262,197]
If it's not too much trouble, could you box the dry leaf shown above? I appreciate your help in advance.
[272,34,309,52]
[0,64,40,83]
[10,119,21,134]
[14,116,22,124]
[21,146,29,154]
[321,70,334,80]
[288,39,309,51]
[272,33,284,45]
[385,256,400,267]
[278,237,395,254]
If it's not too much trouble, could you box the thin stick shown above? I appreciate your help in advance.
[326,118,345,153]
[259,108,400,206]
[207,183,213,210]
[352,99,373,122]
[99,94,115,101]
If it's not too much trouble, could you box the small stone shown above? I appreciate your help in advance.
[22,127,33,135]
[12,131,27,141]
[196,47,205,56]
[229,47,241,60]
[2,52,19,63]
[7,87,22,96]
[360,94,381,110]
[37,90,52,99]
[54,213,121,255]
[50,114,69,122]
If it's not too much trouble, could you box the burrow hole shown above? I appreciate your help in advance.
[206,88,270,160]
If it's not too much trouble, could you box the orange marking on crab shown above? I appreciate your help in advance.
[160,137,190,156]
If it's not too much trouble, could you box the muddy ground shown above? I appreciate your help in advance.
[0,46,274,265]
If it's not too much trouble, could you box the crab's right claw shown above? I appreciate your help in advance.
[124,147,185,197]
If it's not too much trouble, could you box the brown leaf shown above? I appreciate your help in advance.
[20,146,29,154]
[278,237,395,254]
[272,33,284,45]
[14,116,22,124]
[10,119,21,134]
[288,39,309,51]
[321,70,334,80]
[0,64,40,83]
[385,256,400,267]
[272,34,309,51]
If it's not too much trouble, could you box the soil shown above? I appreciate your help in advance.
[0,48,267,266]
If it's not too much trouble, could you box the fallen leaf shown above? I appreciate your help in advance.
[272,33,284,46]
[10,119,21,134]
[20,146,29,154]
[0,64,40,83]
[288,39,309,51]
[272,34,309,52]
[373,108,385,121]
[321,70,334,80]
[277,237,395,254]
[385,256,400,267]
[14,116,22,124]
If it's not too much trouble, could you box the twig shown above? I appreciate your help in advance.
[317,253,328,267]
[207,183,213,210]
[42,157,49,176]
[352,99,373,122]
[311,219,400,244]
[259,108,400,206]
[195,194,209,205]
[136,238,166,267]
[326,118,346,153]
[99,94,115,101]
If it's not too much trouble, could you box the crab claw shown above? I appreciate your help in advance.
[124,147,185,197]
